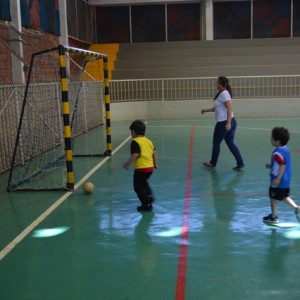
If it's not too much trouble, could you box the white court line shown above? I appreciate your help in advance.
[0,134,132,261]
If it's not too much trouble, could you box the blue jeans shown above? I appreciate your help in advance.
[210,118,244,167]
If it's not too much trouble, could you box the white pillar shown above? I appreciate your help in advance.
[9,0,25,83]
[59,0,68,46]
[205,0,213,41]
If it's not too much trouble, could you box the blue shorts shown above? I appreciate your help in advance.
[269,186,290,201]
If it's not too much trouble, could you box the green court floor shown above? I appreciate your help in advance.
[1,118,300,300]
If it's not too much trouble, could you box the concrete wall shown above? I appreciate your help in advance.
[110,98,300,121]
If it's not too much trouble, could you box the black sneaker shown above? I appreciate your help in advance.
[232,164,244,171]
[137,204,153,212]
[263,213,279,223]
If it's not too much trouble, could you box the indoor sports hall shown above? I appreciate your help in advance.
[1,1,300,300]
[1,116,300,300]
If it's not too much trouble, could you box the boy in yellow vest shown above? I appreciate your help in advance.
[123,120,158,211]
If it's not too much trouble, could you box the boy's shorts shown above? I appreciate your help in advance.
[269,186,290,201]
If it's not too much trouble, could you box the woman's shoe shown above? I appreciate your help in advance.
[202,162,215,168]
[232,164,244,171]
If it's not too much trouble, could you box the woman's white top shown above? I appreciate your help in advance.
[214,90,234,122]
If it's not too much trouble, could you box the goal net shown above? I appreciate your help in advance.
[7,45,112,191]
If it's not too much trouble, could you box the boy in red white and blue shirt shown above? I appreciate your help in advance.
[263,127,300,223]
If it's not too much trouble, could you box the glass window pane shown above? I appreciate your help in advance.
[167,3,200,41]
[132,5,165,42]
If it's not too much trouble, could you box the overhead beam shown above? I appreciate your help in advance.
[88,0,202,5]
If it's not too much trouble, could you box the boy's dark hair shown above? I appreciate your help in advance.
[272,127,290,146]
[130,120,146,135]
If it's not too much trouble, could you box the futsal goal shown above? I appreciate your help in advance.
[7,45,112,191]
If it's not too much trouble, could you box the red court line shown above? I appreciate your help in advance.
[192,193,266,197]
[192,193,300,197]
[175,124,194,300]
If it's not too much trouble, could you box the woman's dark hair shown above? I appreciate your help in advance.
[272,127,290,146]
[130,120,146,135]
[214,76,233,100]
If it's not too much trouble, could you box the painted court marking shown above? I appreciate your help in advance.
[0,135,132,261]
[175,123,194,300]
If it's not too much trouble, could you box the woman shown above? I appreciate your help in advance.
[201,76,244,170]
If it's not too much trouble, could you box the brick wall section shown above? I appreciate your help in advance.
[0,20,62,84]
[22,28,59,83]
[0,20,92,84]
[0,22,12,84]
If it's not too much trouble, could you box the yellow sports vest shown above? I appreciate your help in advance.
[133,136,155,169]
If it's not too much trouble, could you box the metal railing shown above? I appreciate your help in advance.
[110,75,300,102]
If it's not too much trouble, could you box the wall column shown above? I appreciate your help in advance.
[205,0,213,40]
[9,0,25,83]
[59,0,68,46]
